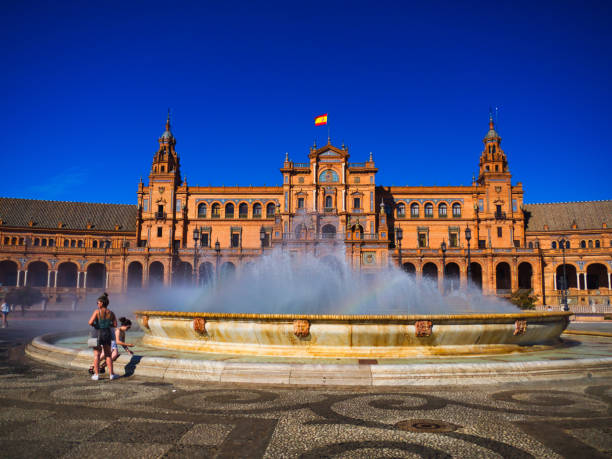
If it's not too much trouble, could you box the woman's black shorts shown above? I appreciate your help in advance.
[98,328,112,346]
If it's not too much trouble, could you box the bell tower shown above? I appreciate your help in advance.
[137,112,183,252]
[150,111,181,183]
[478,114,508,181]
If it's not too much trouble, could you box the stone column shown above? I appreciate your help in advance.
[460,261,467,289]
[47,270,52,287]
[77,272,82,289]
[511,261,518,292]
[24,270,29,287]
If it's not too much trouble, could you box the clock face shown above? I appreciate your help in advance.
[362,253,376,265]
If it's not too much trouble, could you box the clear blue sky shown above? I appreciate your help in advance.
[2,1,610,205]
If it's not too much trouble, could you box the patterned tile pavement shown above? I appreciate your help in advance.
[1,319,611,458]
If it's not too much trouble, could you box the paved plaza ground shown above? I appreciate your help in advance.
[0,317,611,458]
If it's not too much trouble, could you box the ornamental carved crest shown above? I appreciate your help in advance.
[293,319,310,338]
[514,320,527,336]
[193,318,206,334]
[141,315,150,330]
[415,320,433,337]
[158,186,165,194]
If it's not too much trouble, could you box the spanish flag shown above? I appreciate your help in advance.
[314,113,328,126]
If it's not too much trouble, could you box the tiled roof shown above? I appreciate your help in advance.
[523,200,612,232]
[0,198,138,232]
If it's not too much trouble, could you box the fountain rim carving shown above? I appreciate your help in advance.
[135,310,570,321]
[135,310,572,358]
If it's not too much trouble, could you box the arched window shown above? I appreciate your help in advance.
[325,195,333,209]
[41,238,47,247]
[410,203,419,218]
[595,240,600,248]
[321,224,336,239]
[266,203,275,218]
[424,203,434,218]
[63,239,69,247]
[438,203,447,217]
[78,240,83,248]
[197,203,207,218]
[397,203,405,217]
[225,203,234,219]
[580,240,586,248]
[528,242,533,248]
[588,240,593,248]
[253,203,262,218]
[70,240,76,248]
[452,203,461,217]
[34,238,40,246]
[93,240,98,248]
[211,203,220,218]
[566,241,570,249]
[318,169,339,183]
[239,203,248,218]
[552,241,557,249]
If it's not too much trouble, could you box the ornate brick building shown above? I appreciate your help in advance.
[0,115,610,309]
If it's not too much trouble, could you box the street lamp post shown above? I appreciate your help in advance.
[465,228,472,288]
[260,227,266,255]
[559,238,569,311]
[396,227,403,271]
[102,239,111,289]
[192,227,200,286]
[441,240,447,294]
[215,240,221,285]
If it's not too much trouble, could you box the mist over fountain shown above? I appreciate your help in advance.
[183,247,519,315]
[133,247,570,359]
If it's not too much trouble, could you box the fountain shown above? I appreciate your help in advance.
[135,249,570,358]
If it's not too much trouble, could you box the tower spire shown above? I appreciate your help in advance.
[166,108,171,132]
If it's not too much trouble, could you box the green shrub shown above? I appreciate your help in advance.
[509,289,538,310]
[5,287,45,314]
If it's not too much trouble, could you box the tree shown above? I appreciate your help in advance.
[5,287,45,315]
[509,289,538,310]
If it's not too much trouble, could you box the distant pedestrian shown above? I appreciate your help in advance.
[99,317,135,374]
[88,293,117,380]
[1,300,9,328]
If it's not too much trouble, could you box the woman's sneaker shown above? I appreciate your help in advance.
[91,374,99,381]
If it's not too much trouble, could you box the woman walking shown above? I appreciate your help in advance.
[88,292,117,380]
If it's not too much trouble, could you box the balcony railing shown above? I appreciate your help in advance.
[293,162,309,168]
[155,211,166,220]
[348,162,366,168]
[495,211,506,220]
[281,232,379,241]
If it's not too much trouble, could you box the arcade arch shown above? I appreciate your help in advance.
[127,262,143,289]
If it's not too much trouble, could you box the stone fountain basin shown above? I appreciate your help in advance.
[135,311,571,358]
